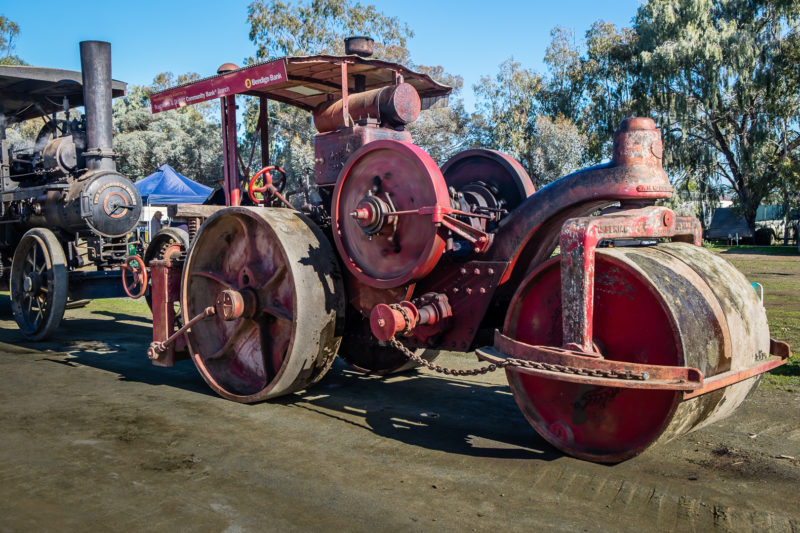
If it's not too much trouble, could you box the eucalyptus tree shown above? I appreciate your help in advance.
[633,0,800,231]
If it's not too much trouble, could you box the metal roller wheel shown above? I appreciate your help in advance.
[10,228,68,340]
[504,243,770,462]
[181,207,345,402]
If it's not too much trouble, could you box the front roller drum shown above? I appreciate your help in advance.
[181,207,345,402]
[503,243,771,462]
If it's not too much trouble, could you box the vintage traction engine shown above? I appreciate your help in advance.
[126,37,792,462]
[1,41,141,339]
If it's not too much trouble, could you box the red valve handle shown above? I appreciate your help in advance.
[248,165,287,205]
[121,254,148,299]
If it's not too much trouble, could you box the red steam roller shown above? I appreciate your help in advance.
[133,38,791,462]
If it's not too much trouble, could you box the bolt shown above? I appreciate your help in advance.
[479,287,486,294]
[473,268,481,275]
[377,318,386,328]
[452,287,459,293]
[465,288,473,295]
[460,268,467,275]
[487,268,494,275]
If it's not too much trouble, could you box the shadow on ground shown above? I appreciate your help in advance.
[0,294,561,462]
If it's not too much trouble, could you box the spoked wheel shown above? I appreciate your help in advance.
[181,207,344,402]
[10,228,68,340]
[504,243,770,462]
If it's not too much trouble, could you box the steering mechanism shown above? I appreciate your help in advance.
[121,255,148,298]
[247,165,293,208]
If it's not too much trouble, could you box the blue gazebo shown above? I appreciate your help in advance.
[135,164,213,204]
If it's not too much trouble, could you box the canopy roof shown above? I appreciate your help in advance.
[0,64,126,123]
[135,164,214,204]
[150,54,452,114]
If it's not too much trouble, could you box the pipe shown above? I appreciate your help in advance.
[79,40,116,171]
[313,83,420,133]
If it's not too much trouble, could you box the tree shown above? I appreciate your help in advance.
[579,22,638,160]
[540,27,585,123]
[112,79,223,185]
[633,0,800,231]
[244,0,468,189]
[0,15,24,65]
[471,58,586,188]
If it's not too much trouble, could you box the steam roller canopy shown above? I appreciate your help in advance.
[332,140,451,288]
[181,207,344,402]
[504,243,770,462]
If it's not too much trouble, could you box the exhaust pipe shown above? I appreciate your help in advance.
[79,40,116,172]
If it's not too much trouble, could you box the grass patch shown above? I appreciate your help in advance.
[704,243,800,256]
[713,250,800,389]
[82,297,151,318]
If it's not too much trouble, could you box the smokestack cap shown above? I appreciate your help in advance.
[217,62,240,75]
[345,36,374,57]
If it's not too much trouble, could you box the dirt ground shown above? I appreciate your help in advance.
[1,251,799,532]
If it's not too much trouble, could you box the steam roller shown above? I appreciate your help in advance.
[137,42,790,463]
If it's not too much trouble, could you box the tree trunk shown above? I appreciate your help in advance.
[782,185,790,246]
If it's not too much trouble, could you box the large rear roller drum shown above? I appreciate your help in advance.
[504,243,770,462]
[181,207,345,402]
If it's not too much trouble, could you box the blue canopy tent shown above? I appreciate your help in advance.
[135,164,213,204]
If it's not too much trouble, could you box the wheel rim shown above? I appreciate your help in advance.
[182,207,343,402]
[504,252,680,462]
[10,229,67,340]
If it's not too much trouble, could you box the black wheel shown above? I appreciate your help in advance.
[10,228,68,340]
[144,227,190,310]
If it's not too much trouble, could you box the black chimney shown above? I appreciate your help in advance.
[79,41,116,172]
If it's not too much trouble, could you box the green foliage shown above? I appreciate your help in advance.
[0,15,24,64]
[471,58,586,187]
[633,0,800,230]
[112,80,223,185]
[243,0,468,188]
[247,0,413,60]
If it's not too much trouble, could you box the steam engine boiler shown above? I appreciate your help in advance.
[0,41,141,339]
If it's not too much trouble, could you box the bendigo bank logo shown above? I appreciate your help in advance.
[245,78,252,89]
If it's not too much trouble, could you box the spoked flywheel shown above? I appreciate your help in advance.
[503,243,770,462]
[10,228,68,340]
[181,207,345,402]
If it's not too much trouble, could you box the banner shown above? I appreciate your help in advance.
[150,59,288,113]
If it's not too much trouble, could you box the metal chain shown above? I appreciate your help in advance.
[388,337,649,381]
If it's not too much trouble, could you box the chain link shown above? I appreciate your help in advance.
[388,337,649,381]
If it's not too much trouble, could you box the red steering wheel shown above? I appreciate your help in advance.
[121,255,148,298]
[248,165,287,205]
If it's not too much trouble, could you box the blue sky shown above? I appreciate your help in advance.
[3,0,641,111]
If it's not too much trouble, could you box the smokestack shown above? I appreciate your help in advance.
[79,41,116,172]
